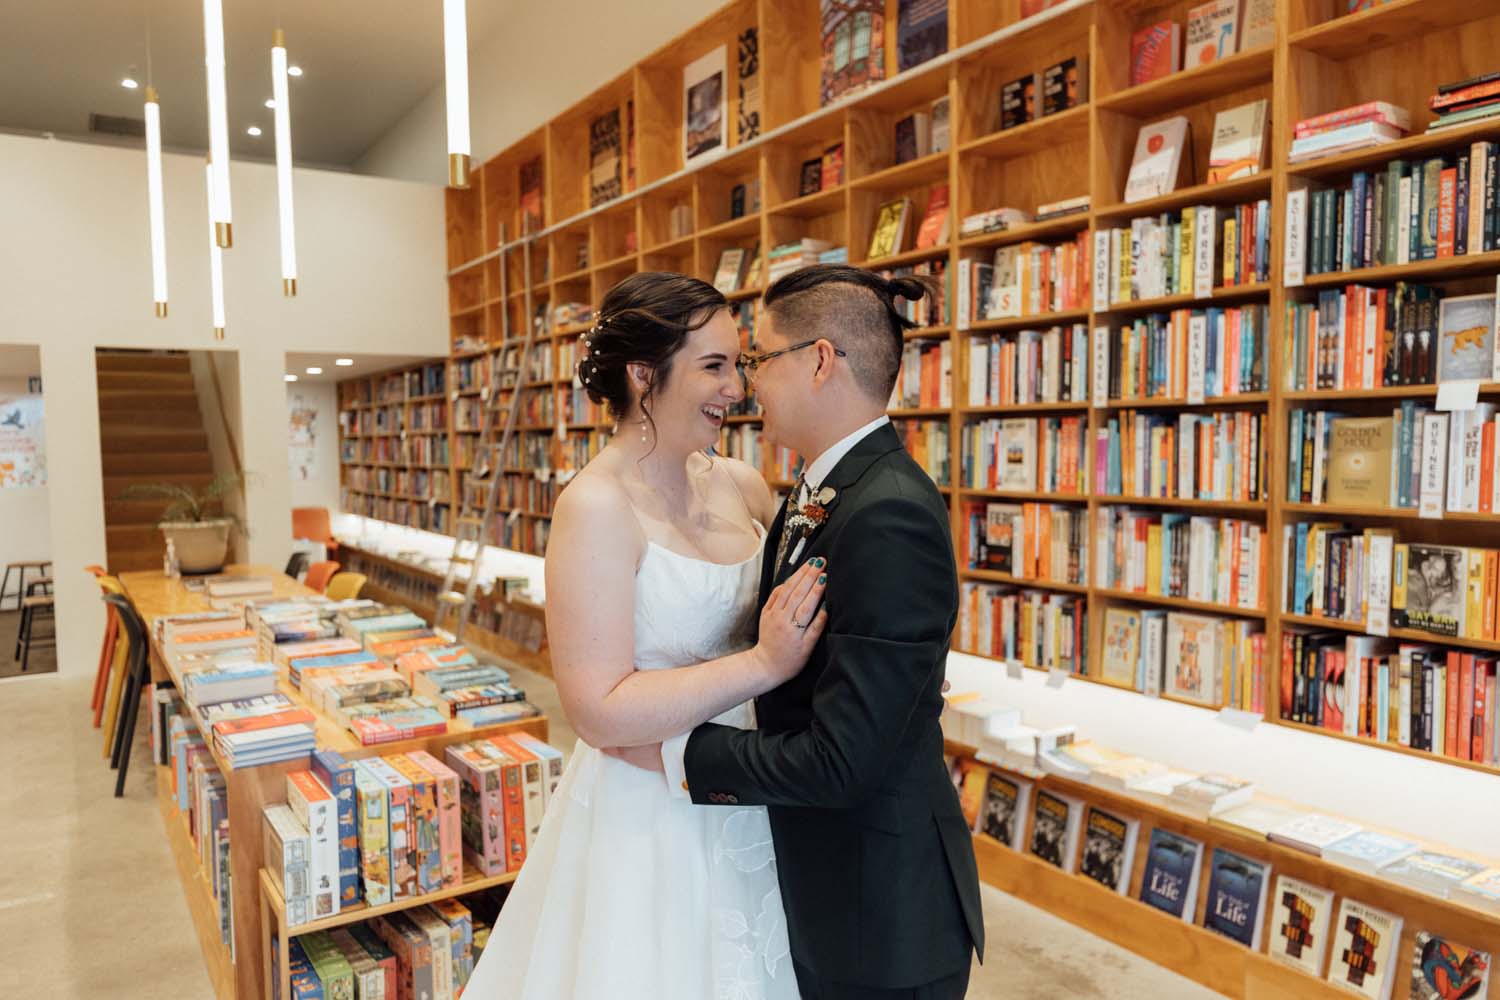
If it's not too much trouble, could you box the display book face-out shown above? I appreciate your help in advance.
[1125,116,1191,204]
[1409,930,1491,1000]
[1028,788,1082,873]
[1266,874,1334,976]
[1077,803,1138,895]
[1326,897,1402,1000]
[1139,826,1203,921]
[1201,846,1270,950]
[976,770,1030,851]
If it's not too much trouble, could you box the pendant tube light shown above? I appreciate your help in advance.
[206,160,227,339]
[203,0,233,247]
[271,29,297,296]
[144,87,168,317]
[443,0,471,188]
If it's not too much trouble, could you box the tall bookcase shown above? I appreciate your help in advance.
[337,0,1500,776]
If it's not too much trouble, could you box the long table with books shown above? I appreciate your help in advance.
[120,566,550,1000]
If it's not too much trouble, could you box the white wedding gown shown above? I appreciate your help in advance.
[466,522,799,999]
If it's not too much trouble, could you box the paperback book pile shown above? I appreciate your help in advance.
[767,239,842,282]
[1289,102,1411,163]
[1427,71,1500,133]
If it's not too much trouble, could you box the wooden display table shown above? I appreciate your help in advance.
[120,565,548,1000]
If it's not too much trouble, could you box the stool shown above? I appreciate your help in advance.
[1,560,50,612]
[13,593,55,673]
[27,576,53,596]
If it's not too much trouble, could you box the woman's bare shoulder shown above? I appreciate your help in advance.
[715,455,775,523]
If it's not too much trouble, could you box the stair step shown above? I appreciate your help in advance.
[107,524,163,548]
[95,351,191,374]
[98,409,207,430]
[101,430,210,453]
[105,548,170,573]
[96,370,195,391]
[99,389,200,411]
[101,451,214,475]
[103,473,217,501]
[105,499,177,524]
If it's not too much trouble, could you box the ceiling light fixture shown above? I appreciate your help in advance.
[122,77,140,89]
[246,125,262,136]
[305,367,322,375]
[145,86,168,317]
[271,29,298,296]
[335,358,354,366]
[287,64,302,77]
[285,374,297,382]
[205,160,226,339]
[443,0,471,189]
[202,0,233,247]
[264,98,275,109]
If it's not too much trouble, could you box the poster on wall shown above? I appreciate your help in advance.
[287,390,319,481]
[0,395,46,488]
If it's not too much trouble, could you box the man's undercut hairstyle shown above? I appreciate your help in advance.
[762,264,936,401]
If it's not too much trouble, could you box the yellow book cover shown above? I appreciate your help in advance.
[1466,550,1485,639]
[1181,207,1196,294]
[867,198,909,259]
[1222,217,1236,285]
[1326,417,1393,506]
[1390,543,1409,616]
[955,758,988,830]
[1146,524,1163,594]
[1100,607,1142,687]
[1486,551,1499,640]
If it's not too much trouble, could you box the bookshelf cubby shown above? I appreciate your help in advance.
[327,8,1500,976]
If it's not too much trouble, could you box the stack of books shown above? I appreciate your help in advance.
[766,239,841,282]
[1428,72,1500,133]
[1289,102,1411,164]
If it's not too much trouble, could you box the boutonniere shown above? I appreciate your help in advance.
[786,486,838,534]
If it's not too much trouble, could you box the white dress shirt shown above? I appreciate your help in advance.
[664,414,892,797]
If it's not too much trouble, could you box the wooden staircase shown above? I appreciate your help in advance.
[97,351,217,572]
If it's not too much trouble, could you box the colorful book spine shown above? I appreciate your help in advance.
[358,757,418,899]
[350,760,393,906]
[443,742,509,876]
[387,754,443,895]
[310,749,360,908]
[408,749,463,890]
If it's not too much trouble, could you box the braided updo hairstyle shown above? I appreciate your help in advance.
[576,272,729,441]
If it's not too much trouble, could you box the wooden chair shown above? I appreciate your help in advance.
[325,572,367,601]
[1,559,50,612]
[284,551,310,580]
[13,584,55,673]
[90,573,127,727]
[304,560,340,593]
[101,593,150,796]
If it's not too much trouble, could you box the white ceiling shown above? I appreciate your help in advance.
[0,0,509,170]
[285,351,434,383]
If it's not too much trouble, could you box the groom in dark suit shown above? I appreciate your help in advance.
[670,265,983,998]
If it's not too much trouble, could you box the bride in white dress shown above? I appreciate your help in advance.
[465,273,826,999]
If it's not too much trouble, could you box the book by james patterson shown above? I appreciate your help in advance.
[1267,874,1334,975]
[1140,827,1205,922]
[1203,847,1271,949]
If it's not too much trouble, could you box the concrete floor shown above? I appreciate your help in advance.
[0,667,1222,998]
[1,607,59,678]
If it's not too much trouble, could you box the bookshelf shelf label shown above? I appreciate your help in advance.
[1006,658,1025,681]
[1187,315,1207,406]
[1215,707,1262,731]
[1091,326,1109,408]
[1092,230,1111,314]
[1436,380,1481,412]
[1046,667,1068,689]
[1284,186,1307,288]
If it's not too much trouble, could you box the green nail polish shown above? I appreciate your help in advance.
[818,574,827,584]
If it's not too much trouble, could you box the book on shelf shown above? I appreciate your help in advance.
[1078,804,1139,894]
[1184,0,1239,68]
[287,769,343,919]
[1140,827,1204,922]
[1437,293,1498,383]
[967,323,1090,407]
[1289,119,1409,164]
[1202,847,1270,950]
[931,94,951,154]
[799,157,822,197]
[1239,0,1275,49]
[1036,195,1090,222]
[819,0,885,106]
[1124,116,1191,204]
[311,749,361,910]
[1096,508,1267,612]
[265,802,313,927]
[867,198,913,259]
[894,111,931,164]
[1099,306,1269,400]
[1282,286,1448,390]
[1209,799,1307,838]
[1029,788,1083,872]
[1266,874,1334,976]
[1326,898,1402,1000]
[1000,74,1038,132]
[1130,21,1181,87]
[1381,850,1487,899]
[1041,56,1087,117]
[587,107,623,207]
[955,232,1091,327]
[962,500,1087,585]
[767,238,839,283]
[1410,931,1492,1000]
[1170,773,1254,819]
[1267,812,1364,856]
[896,0,947,73]
[712,247,750,294]
[1322,829,1418,874]
[1097,408,1268,503]
[958,582,1088,673]
[1207,100,1268,184]
[961,415,1088,494]
[729,177,762,219]
[1325,416,1393,506]
[737,26,760,144]
[821,142,844,189]
[914,183,950,249]
[958,207,1032,238]
[892,337,952,409]
[892,418,950,485]
[976,771,1030,851]
[1428,71,1500,133]
[953,758,988,829]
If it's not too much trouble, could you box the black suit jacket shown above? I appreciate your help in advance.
[684,423,983,989]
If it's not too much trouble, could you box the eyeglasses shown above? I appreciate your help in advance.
[736,340,847,383]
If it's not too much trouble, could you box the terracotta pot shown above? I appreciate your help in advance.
[159,518,232,574]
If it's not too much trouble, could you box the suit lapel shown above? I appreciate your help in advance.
[759,498,788,605]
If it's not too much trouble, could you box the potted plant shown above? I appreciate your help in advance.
[119,471,249,574]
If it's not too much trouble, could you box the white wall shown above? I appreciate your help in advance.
[0,366,51,578]
[0,132,447,676]
[356,0,726,184]
[287,380,342,514]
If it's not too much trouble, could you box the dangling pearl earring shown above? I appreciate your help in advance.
[638,413,648,444]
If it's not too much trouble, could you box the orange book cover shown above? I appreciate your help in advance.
[914,183,950,249]
[211,708,316,737]
[1485,551,1499,640]
[1038,505,1053,580]
[176,629,255,645]
[1481,422,1496,514]
[954,758,988,829]
[1459,654,1476,761]
[471,742,528,873]
[1445,650,1461,758]
[1238,414,1252,502]
[1437,167,1457,258]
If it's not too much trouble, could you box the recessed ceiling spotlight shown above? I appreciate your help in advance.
[305,366,323,375]
[247,125,263,136]
[121,76,140,89]
[284,373,297,382]
[287,65,303,77]
[335,358,354,366]
[264,98,276,109]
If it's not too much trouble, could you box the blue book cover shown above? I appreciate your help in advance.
[1203,847,1270,948]
[1293,522,1310,614]
[311,749,360,908]
[1288,409,1304,501]
[1140,827,1203,921]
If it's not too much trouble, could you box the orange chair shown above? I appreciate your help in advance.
[292,507,338,558]
[304,560,340,593]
